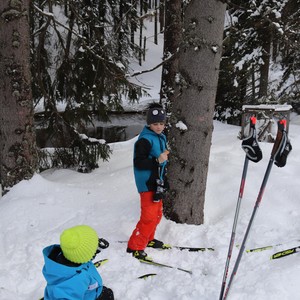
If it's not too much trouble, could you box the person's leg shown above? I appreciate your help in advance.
[148,200,163,241]
[128,191,161,250]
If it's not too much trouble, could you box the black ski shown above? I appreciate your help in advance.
[173,245,214,252]
[271,246,300,260]
[139,258,192,274]
[138,273,157,279]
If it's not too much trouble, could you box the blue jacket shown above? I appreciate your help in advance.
[42,245,103,300]
[133,126,168,192]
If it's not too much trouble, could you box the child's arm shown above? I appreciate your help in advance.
[134,138,157,170]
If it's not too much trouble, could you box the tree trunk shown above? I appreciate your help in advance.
[160,0,182,105]
[258,23,271,98]
[0,0,37,193]
[164,0,226,224]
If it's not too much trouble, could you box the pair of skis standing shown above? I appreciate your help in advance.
[219,116,293,300]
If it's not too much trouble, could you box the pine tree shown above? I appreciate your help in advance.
[30,0,145,170]
[215,0,299,123]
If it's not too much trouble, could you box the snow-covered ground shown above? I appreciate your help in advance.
[0,113,299,300]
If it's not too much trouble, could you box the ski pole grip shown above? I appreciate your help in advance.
[271,120,286,158]
[250,116,257,127]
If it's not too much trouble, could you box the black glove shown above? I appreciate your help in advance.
[153,179,166,202]
[275,140,292,167]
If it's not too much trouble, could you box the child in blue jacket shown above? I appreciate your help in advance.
[127,103,170,261]
[42,225,114,300]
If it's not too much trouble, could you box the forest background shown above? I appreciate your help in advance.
[0,0,299,222]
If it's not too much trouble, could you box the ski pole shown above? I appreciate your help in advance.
[223,120,288,300]
[219,116,262,300]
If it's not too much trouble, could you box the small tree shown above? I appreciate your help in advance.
[0,0,38,193]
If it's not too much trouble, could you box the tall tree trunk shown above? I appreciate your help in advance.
[139,0,143,65]
[159,0,165,32]
[160,0,182,105]
[0,0,37,193]
[164,0,226,224]
[258,23,271,98]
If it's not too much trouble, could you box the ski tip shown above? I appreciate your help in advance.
[138,273,157,279]
[270,247,297,260]
[94,258,109,267]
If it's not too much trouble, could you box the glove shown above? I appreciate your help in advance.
[153,179,166,202]
[275,140,292,168]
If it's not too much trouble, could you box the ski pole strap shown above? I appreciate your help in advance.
[271,120,292,167]
[158,162,166,180]
[241,116,263,163]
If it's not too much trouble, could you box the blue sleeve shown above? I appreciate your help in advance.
[45,267,103,300]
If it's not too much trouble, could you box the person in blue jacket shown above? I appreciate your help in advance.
[127,103,171,261]
[42,225,114,300]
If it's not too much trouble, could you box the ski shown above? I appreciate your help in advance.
[139,258,192,274]
[173,245,214,252]
[138,273,157,279]
[94,258,109,267]
[246,239,300,253]
[117,241,213,252]
[246,245,275,253]
[271,246,300,260]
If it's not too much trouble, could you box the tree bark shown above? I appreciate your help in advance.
[160,0,182,105]
[0,0,37,193]
[258,22,271,98]
[164,0,226,224]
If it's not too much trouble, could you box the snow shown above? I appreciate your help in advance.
[0,114,300,300]
[1,11,300,300]
[242,104,293,112]
[175,121,188,131]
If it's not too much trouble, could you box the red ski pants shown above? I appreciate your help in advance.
[128,191,163,250]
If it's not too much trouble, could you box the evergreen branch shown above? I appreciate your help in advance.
[32,4,117,68]
[33,4,83,43]
[130,50,177,77]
